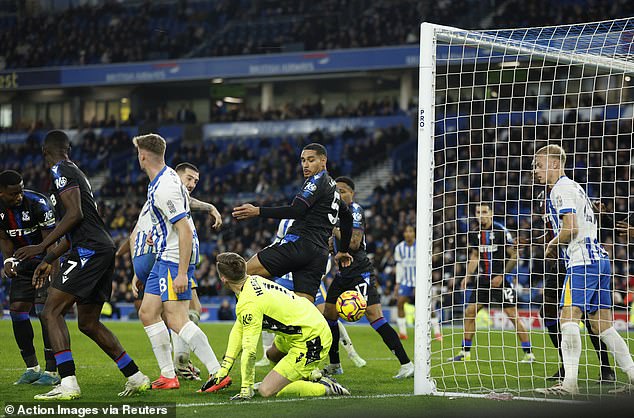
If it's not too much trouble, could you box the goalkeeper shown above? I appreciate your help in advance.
[201,252,350,399]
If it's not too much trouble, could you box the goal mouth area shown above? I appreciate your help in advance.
[415,17,634,400]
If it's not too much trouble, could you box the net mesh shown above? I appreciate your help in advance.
[427,17,634,398]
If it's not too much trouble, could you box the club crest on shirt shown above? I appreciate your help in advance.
[242,313,253,326]
[167,200,176,214]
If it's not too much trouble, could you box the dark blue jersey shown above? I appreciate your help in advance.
[334,201,373,278]
[468,221,514,279]
[0,189,55,249]
[287,170,342,249]
[50,160,114,250]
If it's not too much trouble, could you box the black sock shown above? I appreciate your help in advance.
[373,318,410,365]
[585,319,611,369]
[544,319,563,362]
[113,351,140,378]
[328,320,340,364]
[54,350,76,379]
[11,311,38,368]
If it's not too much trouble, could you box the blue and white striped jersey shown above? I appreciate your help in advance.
[147,166,199,265]
[547,175,608,267]
[394,240,416,287]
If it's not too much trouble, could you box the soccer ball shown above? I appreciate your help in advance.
[336,290,367,322]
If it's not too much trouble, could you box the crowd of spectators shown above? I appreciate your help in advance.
[3,0,634,70]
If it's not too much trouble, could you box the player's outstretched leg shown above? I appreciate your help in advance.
[174,291,202,380]
[448,303,478,362]
[365,306,413,379]
[74,303,150,397]
[503,306,535,363]
[10,301,42,385]
[324,319,344,375]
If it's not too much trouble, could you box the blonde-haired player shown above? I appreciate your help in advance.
[533,144,634,395]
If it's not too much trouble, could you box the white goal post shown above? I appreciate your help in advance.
[415,18,634,398]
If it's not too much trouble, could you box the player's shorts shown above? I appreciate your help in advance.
[272,321,332,382]
[398,284,415,298]
[275,276,327,306]
[561,257,612,313]
[145,259,194,302]
[466,276,516,308]
[258,235,328,299]
[9,259,49,303]
[326,272,381,306]
[51,247,115,305]
[132,252,156,300]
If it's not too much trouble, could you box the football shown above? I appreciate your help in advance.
[336,290,367,322]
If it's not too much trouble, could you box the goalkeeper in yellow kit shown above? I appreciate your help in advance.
[201,252,350,399]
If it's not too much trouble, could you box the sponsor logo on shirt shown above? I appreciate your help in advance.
[21,211,30,222]
[167,200,176,214]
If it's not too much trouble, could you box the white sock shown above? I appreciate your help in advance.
[172,332,190,368]
[600,327,634,382]
[261,331,275,359]
[144,321,176,379]
[179,321,221,375]
[27,365,41,372]
[560,322,581,389]
[61,375,79,389]
[397,317,407,335]
[338,321,355,355]
[128,370,144,382]
[431,314,441,335]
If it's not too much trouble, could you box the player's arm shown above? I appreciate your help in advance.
[236,302,261,397]
[189,196,222,230]
[0,229,16,278]
[33,238,70,289]
[233,198,309,221]
[460,249,479,290]
[116,234,131,258]
[334,201,353,268]
[173,217,193,294]
[545,213,578,260]
[15,187,83,261]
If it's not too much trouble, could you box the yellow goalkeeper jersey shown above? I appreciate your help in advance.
[223,275,329,388]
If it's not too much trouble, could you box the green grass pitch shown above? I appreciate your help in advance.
[1,320,631,417]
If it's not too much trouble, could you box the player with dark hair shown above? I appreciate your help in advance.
[449,202,534,363]
[14,130,150,400]
[322,176,414,379]
[232,143,354,303]
[0,170,59,386]
[201,252,350,399]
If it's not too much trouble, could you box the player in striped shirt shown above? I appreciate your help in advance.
[533,145,634,395]
[392,225,425,340]
[133,134,223,392]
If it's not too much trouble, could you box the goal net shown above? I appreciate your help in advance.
[415,18,634,399]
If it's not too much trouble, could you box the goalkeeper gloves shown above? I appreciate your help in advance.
[230,386,254,401]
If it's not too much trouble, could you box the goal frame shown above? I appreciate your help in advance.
[414,20,634,398]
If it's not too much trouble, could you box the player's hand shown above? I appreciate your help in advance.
[616,221,634,239]
[172,273,188,294]
[328,236,335,254]
[232,204,259,220]
[544,241,558,260]
[210,207,223,230]
[146,235,154,247]
[32,261,52,289]
[3,258,18,278]
[334,251,353,268]
[230,387,254,401]
[460,276,471,290]
[592,200,606,214]
[131,274,141,298]
[515,237,532,247]
[14,243,45,261]
[491,275,504,288]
